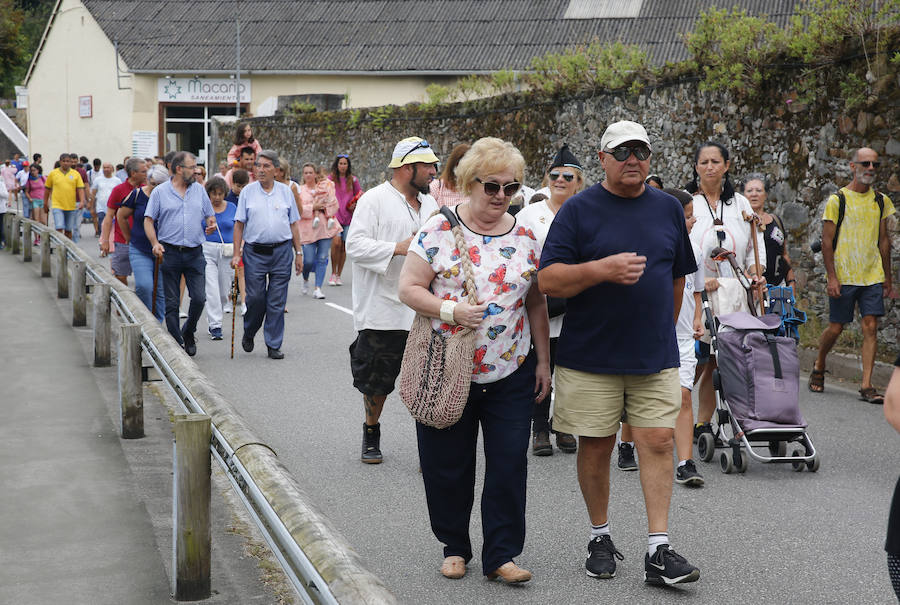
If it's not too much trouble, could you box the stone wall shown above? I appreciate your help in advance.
[216,71,900,354]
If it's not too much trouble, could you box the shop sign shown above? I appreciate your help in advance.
[157,77,251,103]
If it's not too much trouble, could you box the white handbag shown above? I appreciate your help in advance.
[216,223,234,257]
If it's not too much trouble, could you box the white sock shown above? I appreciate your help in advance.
[623,441,634,447]
[649,533,669,556]
[590,523,610,540]
[677,459,688,468]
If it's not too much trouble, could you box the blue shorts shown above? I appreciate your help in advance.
[51,208,80,233]
[829,283,885,324]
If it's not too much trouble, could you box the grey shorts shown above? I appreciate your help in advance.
[111,244,132,276]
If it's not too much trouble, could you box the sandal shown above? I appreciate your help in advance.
[808,368,825,393]
[859,387,884,405]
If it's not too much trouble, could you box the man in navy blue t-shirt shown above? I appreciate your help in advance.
[539,120,700,586]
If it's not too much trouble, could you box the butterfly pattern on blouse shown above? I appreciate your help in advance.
[468,245,481,266]
[473,345,496,375]
[425,247,439,264]
[515,226,536,240]
[499,246,516,259]
[499,341,517,360]
[487,325,507,340]
[488,264,518,295]
[521,268,537,281]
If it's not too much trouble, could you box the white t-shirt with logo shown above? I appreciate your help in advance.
[92,175,122,213]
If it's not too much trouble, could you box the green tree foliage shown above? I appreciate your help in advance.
[527,40,650,96]
[1,0,54,99]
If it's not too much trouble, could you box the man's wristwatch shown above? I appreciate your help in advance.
[295,249,302,256]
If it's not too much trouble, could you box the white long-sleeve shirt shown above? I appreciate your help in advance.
[690,191,766,279]
[346,181,438,331]
[0,180,9,214]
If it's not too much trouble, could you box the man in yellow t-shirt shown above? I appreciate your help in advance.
[43,153,85,239]
[810,147,896,403]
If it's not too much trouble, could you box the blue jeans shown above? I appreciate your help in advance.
[160,244,206,345]
[243,241,292,350]
[302,238,331,288]
[51,208,79,235]
[129,246,165,322]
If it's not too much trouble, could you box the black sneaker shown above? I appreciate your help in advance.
[585,535,624,579]
[644,545,700,585]
[361,422,383,464]
[617,443,638,471]
[532,431,553,456]
[209,327,223,340]
[692,422,712,443]
[675,459,705,486]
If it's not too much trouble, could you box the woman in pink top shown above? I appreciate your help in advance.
[226,122,263,166]
[428,143,471,208]
[327,154,362,286]
[298,163,342,299]
[25,164,48,233]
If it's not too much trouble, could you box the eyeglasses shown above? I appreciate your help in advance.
[855,160,880,168]
[476,178,521,197]
[398,140,431,164]
[549,171,575,182]
[605,145,651,162]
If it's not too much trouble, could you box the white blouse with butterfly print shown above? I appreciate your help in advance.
[410,209,543,384]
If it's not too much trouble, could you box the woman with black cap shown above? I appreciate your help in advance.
[517,144,584,456]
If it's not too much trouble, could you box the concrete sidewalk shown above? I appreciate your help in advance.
[0,250,284,604]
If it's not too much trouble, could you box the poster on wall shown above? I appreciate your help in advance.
[132,131,158,158]
[157,77,251,103]
[78,96,92,118]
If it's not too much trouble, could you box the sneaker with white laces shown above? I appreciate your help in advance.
[644,544,700,585]
[313,287,325,299]
[301,280,309,295]
[675,459,705,486]
[328,274,337,286]
[335,275,343,285]
[617,442,638,471]
[585,535,624,579]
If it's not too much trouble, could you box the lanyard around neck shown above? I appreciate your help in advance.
[702,192,723,224]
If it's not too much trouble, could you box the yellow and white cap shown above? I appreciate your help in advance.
[388,137,440,168]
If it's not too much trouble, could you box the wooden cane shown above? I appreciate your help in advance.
[742,211,766,316]
[151,255,161,316]
[230,275,238,359]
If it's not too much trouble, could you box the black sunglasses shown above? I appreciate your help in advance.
[856,160,880,168]
[606,145,651,162]
[549,171,575,182]
[399,140,431,164]
[476,178,521,197]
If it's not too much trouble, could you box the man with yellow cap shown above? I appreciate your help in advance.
[346,137,440,463]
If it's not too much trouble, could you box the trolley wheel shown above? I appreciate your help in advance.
[768,440,787,457]
[790,450,805,472]
[720,450,734,474]
[735,449,749,473]
[698,433,715,462]
[806,454,820,473]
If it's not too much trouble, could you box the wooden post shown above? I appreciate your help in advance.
[118,323,143,439]
[72,261,87,327]
[40,237,51,277]
[93,283,111,367]
[10,216,20,255]
[2,214,9,250]
[22,222,32,262]
[173,414,211,601]
[57,246,69,299]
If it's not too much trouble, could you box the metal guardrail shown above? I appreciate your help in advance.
[4,213,396,604]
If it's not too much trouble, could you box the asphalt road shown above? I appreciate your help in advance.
[73,228,898,604]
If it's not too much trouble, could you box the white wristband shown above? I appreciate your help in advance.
[440,300,457,324]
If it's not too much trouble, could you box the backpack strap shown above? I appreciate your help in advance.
[832,190,846,251]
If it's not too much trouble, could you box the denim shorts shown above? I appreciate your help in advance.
[829,283,885,324]
[51,208,79,233]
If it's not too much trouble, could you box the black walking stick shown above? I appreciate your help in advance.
[230,275,238,359]
[151,254,161,316]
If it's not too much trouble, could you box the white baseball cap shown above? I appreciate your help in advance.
[388,137,440,168]
[600,120,652,151]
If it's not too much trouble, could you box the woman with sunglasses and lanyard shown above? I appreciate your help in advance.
[399,137,550,585]
[517,144,582,457]
[686,141,765,445]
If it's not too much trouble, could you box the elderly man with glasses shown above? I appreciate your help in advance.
[539,121,700,586]
[346,136,440,464]
[230,150,303,360]
[145,151,216,356]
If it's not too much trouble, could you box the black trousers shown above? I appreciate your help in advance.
[531,337,558,433]
[416,353,535,575]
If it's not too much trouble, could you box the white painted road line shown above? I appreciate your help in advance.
[325,302,353,316]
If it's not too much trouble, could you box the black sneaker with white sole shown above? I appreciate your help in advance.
[675,459,705,486]
[617,442,638,471]
[644,544,700,585]
[585,535,624,579]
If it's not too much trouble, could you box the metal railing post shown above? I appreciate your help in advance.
[173,414,211,601]
[93,283,111,367]
[57,246,69,298]
[118,323,143,438]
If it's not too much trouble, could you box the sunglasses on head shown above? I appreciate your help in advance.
[337,154,349,159]
[549,171,575,182]
[476,178,521,197]
[399,140,431,164]
[606,145,651,162]
[856,160,880,168]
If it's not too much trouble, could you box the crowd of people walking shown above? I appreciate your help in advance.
[3,114,897,596]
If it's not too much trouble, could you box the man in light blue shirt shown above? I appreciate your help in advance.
[144,151,216,356]
[231,150,303,359]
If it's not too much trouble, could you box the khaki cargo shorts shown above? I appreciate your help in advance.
[552,366,680,438]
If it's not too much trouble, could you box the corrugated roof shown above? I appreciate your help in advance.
[80,0,801,73]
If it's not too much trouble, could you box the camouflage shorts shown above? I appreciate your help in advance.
[349,329,409,396]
